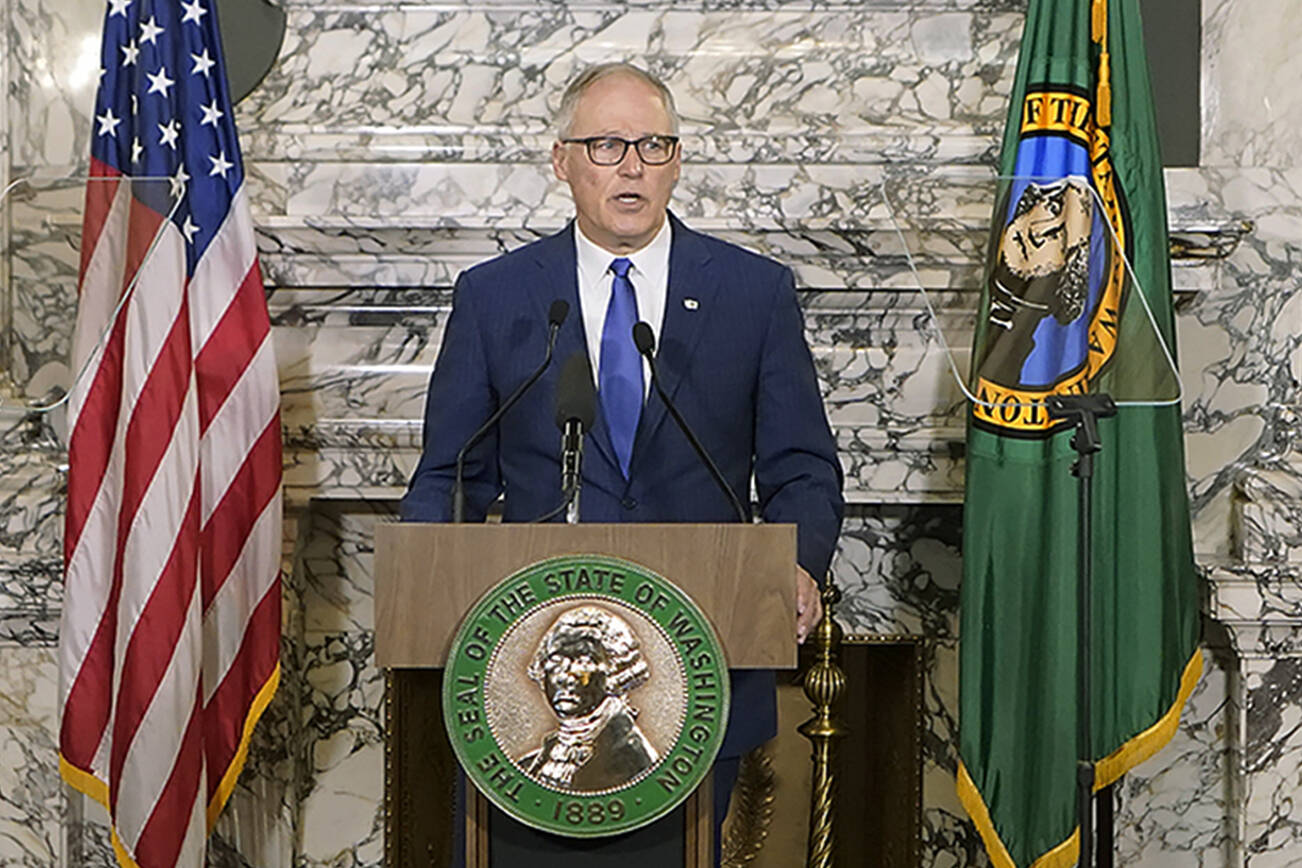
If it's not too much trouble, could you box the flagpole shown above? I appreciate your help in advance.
[1046,393,1117,868]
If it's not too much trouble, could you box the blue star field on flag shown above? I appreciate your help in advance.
[92,0,244,271]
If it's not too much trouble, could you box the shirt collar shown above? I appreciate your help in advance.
[574,216,672,286]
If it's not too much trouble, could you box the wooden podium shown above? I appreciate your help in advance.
[374,523,797,868]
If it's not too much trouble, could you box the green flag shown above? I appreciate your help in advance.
[957,1,1202,866]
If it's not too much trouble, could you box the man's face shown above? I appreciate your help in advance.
[552,73,681,254]
[542,636,610,718]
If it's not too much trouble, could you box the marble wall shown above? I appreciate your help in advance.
[1,0,1299,865]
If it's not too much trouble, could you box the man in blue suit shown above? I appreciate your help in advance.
[401,61,843,860]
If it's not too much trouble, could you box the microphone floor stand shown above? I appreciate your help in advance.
[1045,393,1117,868]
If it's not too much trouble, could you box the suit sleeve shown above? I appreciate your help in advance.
[753,267,844,580]
[399,270,503,522]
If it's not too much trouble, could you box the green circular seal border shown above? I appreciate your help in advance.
[442,554,731,838]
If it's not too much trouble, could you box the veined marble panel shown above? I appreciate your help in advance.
[0,404,66,647]
[254,221,985,292]
[0,414,66,562]
[297,629,385,868]
[834,505,961,642]
[920,636,989,868]
[0,648,61,867]
[1,0,10,381]
[1114,650,1232,868]
[248,161,1005,227]
[7,0,100,173]
[1165,168,1302,560]
[236,6,1019,148]
[1235,465,1302,564]
[8,1,1024,172]
[1240,655,1302,866]
[296,502,396,634]
[1202,0,1302,170]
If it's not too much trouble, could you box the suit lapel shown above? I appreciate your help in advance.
[630,215,716,474]
[531,223,621,475]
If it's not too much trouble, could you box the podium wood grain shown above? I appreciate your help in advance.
[374,523,797,669]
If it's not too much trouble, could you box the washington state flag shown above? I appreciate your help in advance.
[957,1,1202,866]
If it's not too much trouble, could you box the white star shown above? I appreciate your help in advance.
[190,49,215,77]
[120,39,139,67]
[180,0,206,24]
[199,99,223,126]
[208,150,234,178]
[139,16,163,45]
[108,0,130,17]
[158,119,180,149]
[181,215,199,243]
[170,164,190,199]
[95,107,122,138]
[131,137,143,164]
[146,65,175,97]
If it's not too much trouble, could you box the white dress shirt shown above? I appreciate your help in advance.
[574,218,671,395]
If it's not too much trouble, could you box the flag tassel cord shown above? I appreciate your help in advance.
[1092,0,1113,126]
[956,648,1203,868]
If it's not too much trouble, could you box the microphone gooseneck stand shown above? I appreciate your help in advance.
[533,353,594,524]
[562,417,584,524]
[452,300,569,522]
[1045,393,1117,868]
[632,322,748,523]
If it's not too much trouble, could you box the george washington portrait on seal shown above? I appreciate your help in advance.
[517,605,659,792]
[979,176,1097,389]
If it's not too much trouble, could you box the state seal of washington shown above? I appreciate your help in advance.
[443,555,730,838]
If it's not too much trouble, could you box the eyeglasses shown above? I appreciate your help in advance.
[560,135,680,166]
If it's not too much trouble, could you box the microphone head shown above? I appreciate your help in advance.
[555,353,596,431]
[547,299,570,328]
[632,321,655,357]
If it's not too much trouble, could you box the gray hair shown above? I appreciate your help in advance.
[555,63,680,138]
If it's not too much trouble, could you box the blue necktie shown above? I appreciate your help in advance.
[600,258,643,478]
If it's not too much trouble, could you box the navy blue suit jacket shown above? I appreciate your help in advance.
[401,214,844,755]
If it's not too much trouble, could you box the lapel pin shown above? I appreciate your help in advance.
[684,298,699,310]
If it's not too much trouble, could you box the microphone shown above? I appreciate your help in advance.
[533,353,595,524]
[452,299,569,522]
[632,322,748,523]
[555,353,596,496]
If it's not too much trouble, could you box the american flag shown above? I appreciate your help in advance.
[58,0,283,864]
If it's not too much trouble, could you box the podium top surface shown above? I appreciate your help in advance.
[374,523,797,669]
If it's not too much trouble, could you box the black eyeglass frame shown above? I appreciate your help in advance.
[559,135,681,166]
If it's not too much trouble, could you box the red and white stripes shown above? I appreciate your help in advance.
[60,164,281,868]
